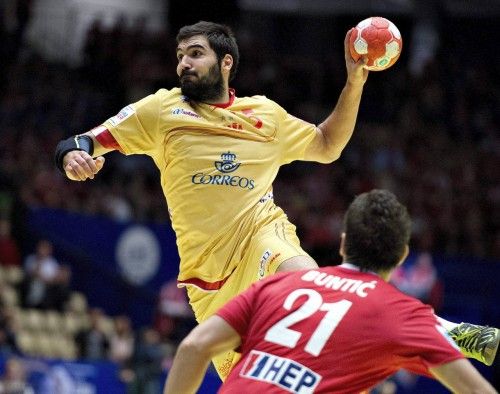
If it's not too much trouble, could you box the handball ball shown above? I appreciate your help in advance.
[349,17,402,71]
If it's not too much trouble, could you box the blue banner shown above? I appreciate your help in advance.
[0,356,125,394]
[26,208,181,328]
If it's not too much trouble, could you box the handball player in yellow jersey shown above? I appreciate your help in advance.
[55,21,498,378]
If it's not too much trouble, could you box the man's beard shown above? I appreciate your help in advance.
[180,63,225,102]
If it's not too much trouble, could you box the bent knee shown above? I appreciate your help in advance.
[277,255,318,272]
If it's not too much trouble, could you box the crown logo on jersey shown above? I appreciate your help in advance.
[221,152,236,161]
[215,151,240,173]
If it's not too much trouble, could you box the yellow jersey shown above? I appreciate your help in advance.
[100,88,317,284]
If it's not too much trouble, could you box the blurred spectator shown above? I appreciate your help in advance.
[44,264,71,311]
[372,380,398,394]
[0,305,19,356]
[391,252,443,311]
[0,357,34,394]
[0,218,21,267]
[109,315,134,367]
[1,0,33,64]
[127,327,168,394]
[154,279,195,344]
[21,239,65,309]
[75,307,110,361]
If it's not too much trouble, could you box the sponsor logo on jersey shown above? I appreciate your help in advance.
[218,109,264,131]
[258,250,272,279]
[108,105,135,126]
[240,350,321,394]
[191,152,255,190]
[258,250,281,279]
[171,108,201,118]
[215,151,240,173]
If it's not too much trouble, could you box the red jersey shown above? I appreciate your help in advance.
[216,264,463,393]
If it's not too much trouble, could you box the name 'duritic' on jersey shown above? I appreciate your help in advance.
[191,152,256,190]
[301,270,378,297]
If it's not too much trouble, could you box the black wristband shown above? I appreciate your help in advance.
[54,135,94,176]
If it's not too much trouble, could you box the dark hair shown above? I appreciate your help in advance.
[343,189,411,273]
[176,21,239,82]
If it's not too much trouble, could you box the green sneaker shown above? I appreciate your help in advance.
[449,323,499,366]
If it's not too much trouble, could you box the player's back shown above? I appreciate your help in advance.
[219,265,461,393]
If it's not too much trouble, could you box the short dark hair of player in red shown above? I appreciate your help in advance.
[343,189,412,273]
[176,21,240,82]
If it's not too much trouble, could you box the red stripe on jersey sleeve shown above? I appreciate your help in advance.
[92,126,122,151]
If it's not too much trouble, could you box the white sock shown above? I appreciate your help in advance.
[436,316,459,331]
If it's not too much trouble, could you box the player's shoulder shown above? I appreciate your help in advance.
[249,94,270,102]
[130,88,180,105]
[126,88,185,116]
[329,266,429,314]
[359,279,437,334]
[146,87,194,109]
[153,87,183,101]
[384,282,433,315]
[237,94,278,107]
[236,95,285,119]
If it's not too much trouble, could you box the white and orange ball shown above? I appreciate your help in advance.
[349,17,402,71]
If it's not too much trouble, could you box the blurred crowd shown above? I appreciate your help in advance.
[0,10,498,263]
[0,236,195,392]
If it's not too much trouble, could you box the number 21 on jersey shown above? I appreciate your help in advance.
[264,289,352,356]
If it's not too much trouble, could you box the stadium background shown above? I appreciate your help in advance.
[0,0,499,392]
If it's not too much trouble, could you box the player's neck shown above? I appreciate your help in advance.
[340,262,392,282]
[206,91,229,105]
[207,88,235,108]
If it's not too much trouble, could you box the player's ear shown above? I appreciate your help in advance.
[339,232,346,258]
[221,54,233,73]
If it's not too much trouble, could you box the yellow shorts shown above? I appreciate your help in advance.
[185,220,310,380]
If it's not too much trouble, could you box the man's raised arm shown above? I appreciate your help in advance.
[304,29,369,164]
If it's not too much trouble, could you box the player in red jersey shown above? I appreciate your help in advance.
[164,189,497,394]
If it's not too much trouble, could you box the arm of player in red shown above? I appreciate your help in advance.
[163,315,241,394]
[429,359,497,394]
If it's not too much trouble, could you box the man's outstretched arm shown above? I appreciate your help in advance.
[304,29,369,164]
[164,315,241,394]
